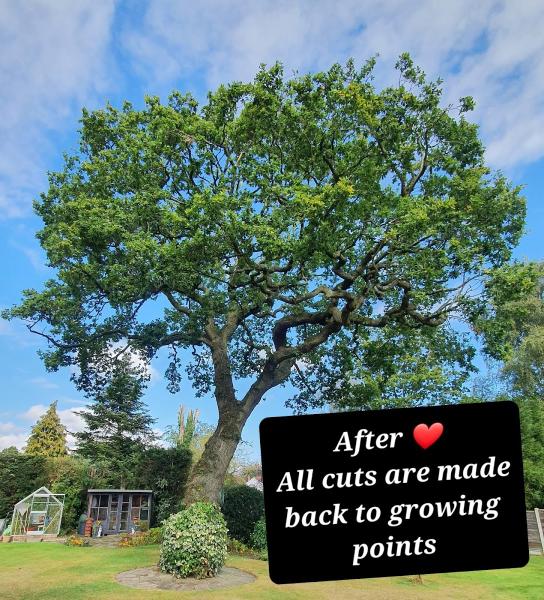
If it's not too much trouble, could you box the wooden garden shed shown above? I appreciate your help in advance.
[86,489,152,534]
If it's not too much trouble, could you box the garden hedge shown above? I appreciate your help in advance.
[221,485,264,544]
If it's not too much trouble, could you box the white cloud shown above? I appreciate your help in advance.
[0,422,18,433]
[108,341,160,382]
[0,306,40,347]
[20,404,48,422]
[19,403,86,432]
[0,0,115,217]
[59,406,87,449]
[58,406,87,434]
[0,320,15,336]
[2,0,544,222]
[69,341,160,383]
[57,396,88,406]
[124,0,544,169]
[9,241,48,272]
[0,432,28,450]
[153,427,169,448]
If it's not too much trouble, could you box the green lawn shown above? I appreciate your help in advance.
[0,544,541,600]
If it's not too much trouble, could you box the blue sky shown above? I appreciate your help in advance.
[0,1,543,458]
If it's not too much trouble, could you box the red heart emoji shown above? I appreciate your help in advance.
[413,423,444,449]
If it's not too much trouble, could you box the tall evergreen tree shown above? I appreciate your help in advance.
[25,401,68,457]
[75,357,156,484]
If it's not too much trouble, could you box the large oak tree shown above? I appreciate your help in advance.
[4,55,525,503]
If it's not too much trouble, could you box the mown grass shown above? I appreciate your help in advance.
[0,543,541,600]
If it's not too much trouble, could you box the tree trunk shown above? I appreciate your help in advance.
[183,402,249,505]
[182,333,294,506]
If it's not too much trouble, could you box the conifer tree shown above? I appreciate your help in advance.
[75,356,156,484]
[25,401,68,457]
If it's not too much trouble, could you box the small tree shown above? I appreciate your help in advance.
[75,357,156,485]
[164,405,200,449]
[25,401,67,457]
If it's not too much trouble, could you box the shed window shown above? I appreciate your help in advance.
[90,494,109,522]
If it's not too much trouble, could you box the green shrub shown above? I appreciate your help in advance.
[227,536,267,560]
[146,526,164,544]
[221,485,264,545]
[227,537,254,557]
[250,516,267,550]
[45,456,110,533]
[119,527,164,547]
[136,519,149,532]
[159,502,227,579]
[0,450,46,518]
[136,446,192,525]
[0,445,192,533]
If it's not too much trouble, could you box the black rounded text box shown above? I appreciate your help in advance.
[259,401,528,584]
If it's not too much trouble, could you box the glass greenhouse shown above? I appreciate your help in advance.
[11,486,65,536]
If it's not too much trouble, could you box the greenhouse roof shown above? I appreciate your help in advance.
[15,487,64,507]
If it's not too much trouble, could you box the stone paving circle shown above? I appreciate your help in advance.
[116,565,256,591]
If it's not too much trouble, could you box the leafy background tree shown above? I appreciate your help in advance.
[4,55,526,503]
[136,445,192,524]
[474,262,544,507]
[290,325,476,412]
[25,401,67,457]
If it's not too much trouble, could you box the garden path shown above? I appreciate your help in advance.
[116,566,256,591]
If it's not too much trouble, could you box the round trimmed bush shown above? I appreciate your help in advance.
[221,485,264,544]
[159,502,228,579]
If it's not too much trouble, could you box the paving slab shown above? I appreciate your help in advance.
[116,565,256,591]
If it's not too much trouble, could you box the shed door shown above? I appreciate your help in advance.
[107,494,120,533]
[119,493,131,532]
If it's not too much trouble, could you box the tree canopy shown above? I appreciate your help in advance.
[4,54,526,501]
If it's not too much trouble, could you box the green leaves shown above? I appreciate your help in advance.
[159,503,228,578]
[221,485,264,545]
[74,356,157,481]
[473,261,544,508]
[475,262,543,361]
